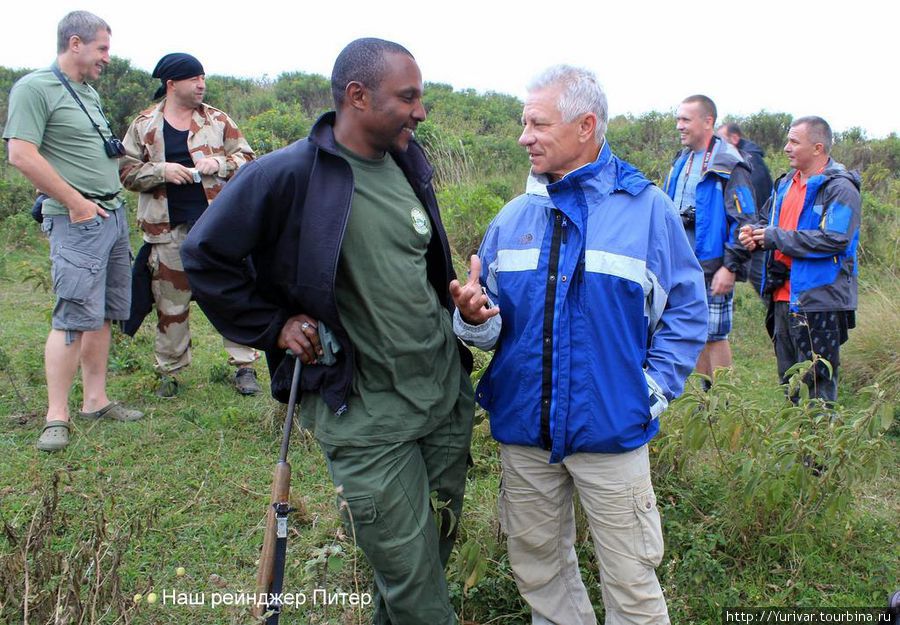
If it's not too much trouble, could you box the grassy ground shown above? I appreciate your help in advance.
[0,215,897,624]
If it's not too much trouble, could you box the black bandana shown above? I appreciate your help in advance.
[152,53,204,99]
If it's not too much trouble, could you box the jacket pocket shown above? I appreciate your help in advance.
[53,246,103,305]
[644,371,669,421]
[633,486,664,567]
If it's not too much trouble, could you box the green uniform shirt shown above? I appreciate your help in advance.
[3,65,122,214]
[300,144,462,446]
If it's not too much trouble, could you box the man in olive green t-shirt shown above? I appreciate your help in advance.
[3,11,142,453]
[182,38,474,624]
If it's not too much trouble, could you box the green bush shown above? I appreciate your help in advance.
[92,56,158,137]
[242,104,311,155]
[273,71,331,118]
[204,74,277,122]
[725,111,794,155]
[462,133,528,186]
[607,111,681,185]
[416,122,474,189]
[858,191,900,267]
[842,271,900,392]
[0,168,34,222]
[656,367,894,544]
[438,184,506,260]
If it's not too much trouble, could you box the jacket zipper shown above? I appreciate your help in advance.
[540,210,564,450]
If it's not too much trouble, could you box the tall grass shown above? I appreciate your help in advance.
[842,267,900,393]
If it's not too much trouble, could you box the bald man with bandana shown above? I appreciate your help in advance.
[119,53,259,397]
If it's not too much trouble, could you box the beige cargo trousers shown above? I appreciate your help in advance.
[499,444,670,624]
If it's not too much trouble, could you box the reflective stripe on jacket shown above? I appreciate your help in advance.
[474,143,707,462]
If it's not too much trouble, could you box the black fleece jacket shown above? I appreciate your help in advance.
[182,112,471,409]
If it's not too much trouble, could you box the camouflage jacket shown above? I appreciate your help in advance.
[120,99,254,243]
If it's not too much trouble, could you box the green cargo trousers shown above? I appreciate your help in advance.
[319,381,474,625]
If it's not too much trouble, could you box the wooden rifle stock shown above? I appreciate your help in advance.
[253,461,290,618]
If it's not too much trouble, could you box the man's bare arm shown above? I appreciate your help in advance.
[7,138,108,221]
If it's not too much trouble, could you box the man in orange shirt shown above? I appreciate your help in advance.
[740,116,860,402]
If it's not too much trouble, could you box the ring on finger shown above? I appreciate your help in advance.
[301,321,311,332]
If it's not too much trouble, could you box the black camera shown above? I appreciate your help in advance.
[30,193,49,223]
[763,259,790,296]
[104,137,126,158]
[680,206,696,228]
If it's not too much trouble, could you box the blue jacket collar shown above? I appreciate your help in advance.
[525,141,651,198]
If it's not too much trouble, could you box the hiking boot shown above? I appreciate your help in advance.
[155,375,179,398]
[234,367,260,396]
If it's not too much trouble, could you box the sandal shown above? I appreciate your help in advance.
[78,401,144,422]
[36,420,70,452]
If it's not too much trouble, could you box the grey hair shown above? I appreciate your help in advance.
[57,11,110,54]
[527,65,608,143]
[791,115,833,154]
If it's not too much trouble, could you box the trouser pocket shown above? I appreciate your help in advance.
[53,246,103,304]
[497,478,509,535]
[633,485,664,567]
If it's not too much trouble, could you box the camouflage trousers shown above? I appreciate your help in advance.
[149,224,258,374]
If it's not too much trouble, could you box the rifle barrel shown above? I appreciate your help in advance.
[279,356,302,464]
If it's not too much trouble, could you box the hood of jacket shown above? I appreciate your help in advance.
[738,137,766,159]
[525,141,653,198]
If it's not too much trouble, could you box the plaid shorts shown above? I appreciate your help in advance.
[706,282,733,342]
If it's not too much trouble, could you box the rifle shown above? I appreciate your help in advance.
[254,323,340,623]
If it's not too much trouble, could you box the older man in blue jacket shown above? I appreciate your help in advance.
[452,66,707,625]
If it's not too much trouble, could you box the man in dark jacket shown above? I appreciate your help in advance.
[740,116,860,402]
[719,122,774,295]
[182,38,474,625]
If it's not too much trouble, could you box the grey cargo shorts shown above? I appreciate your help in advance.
[43,208,131,336]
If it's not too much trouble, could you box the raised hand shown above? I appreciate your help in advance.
[449,255,500,325]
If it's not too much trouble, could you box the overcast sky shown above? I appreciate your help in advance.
[3,0,897,138]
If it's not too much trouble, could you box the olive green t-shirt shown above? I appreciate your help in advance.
[2,65,122,215]
[300,144,462,446]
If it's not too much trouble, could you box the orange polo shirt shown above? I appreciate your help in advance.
[773,166,825,302]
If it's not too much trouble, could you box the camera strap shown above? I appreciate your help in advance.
[51,65,115,147]
[679,135,718,212]
[683,135,717,180]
